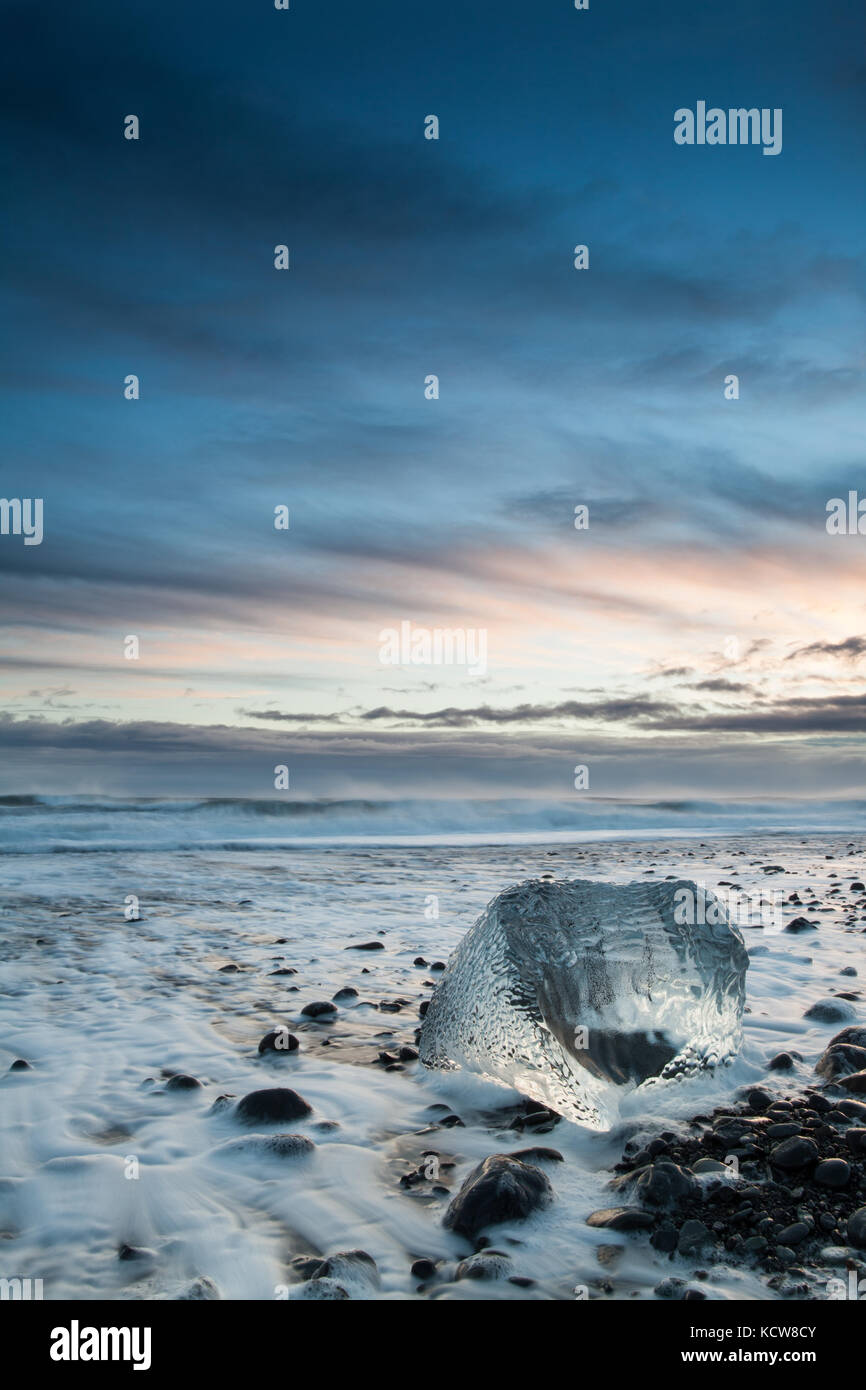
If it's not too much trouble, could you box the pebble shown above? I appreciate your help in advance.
[654,1277,687,1299]
[295,1278,348,1300]
[219,1133,315,1160]
[165,1073,201,1091]
[301,1001,337,1018]
[820,1246,854,1264]
[814,1158,851,1188]
[586,1206,654,1232]
[804,998,856,1023]
[769,1136,818,1170]
[692,1157,727,1174]
[312,1250,380,1291]
[444,1154,554,1237]
[746,1087,772,1112]
[456,1251,512,1281]
[776,1222,809,1246]
[846,1208,866,1249]
[234,1087,312,1124]
[768,1052,794,1071]
[677,1219,711,1254]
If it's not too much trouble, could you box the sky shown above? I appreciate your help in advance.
[1,0,865,800]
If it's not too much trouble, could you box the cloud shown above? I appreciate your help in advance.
[690,678,754,693]
[786,636,866,662]
[239,690,866,734]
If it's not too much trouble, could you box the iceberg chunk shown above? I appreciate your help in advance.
[420,878,749,1128]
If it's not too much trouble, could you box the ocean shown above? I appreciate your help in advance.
[1,798,864,1299]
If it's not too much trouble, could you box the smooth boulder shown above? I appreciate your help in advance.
[234,1087,312,1124]
[444,1154,553,1238]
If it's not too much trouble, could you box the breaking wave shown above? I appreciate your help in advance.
[0,795,864,853]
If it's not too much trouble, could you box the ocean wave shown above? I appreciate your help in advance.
[0,795,864,853]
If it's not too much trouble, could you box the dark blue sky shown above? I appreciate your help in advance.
[1,0,865,797]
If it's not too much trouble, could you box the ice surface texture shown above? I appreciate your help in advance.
[420,879,749,1128]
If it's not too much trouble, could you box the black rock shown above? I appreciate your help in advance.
[165,1073,201,1091]
[766,1122,801,1139]
[9,1059,32,1072]
[258,1029,300,1054]
[332,987,358,1002]
[611,1159,698,1208]
[456,1251,512,1281]
[509,1146,564,1164]
[345,941,385,951]
[814,1158,850,1188]
[804,998,856,1024]
[769,1136,819,1170]
[235,1087,312,1124]
[838,1070,866,1094]
[654,1276,687,1299]
[444,1155,553,1238]
[846,1207,866,1249]
[677,1219,711,1254]
[220,1133,315,1160]
[118,1244,156,1262]
[844,1128,866,1153]
[742,1235,768,1256]
[650,1222,679,1253]
[295,1278,349,1300]
[586,1206,654,1232]
[776,1222,809,1246]
[746,1087,772,1112]
[311,1250,379,1289]
[768,1052,795,1071]
[411,1258,436,1280]
[785,917,817,933]
[301,1001,337,1018]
